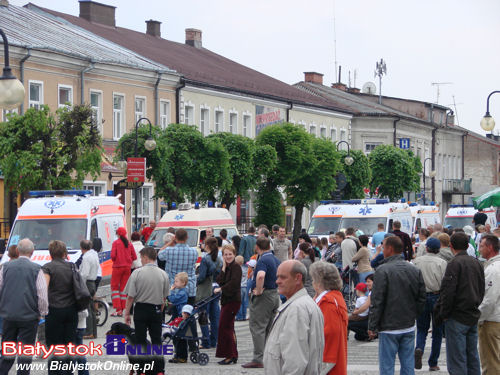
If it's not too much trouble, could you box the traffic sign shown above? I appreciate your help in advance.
[127,157,146,182]
[399,138,410,149]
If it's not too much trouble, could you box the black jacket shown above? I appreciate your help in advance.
[368,255,426,332]
[433,251,485,326]
[392,230,413,260]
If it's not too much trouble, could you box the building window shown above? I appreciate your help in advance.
[243,115,251,137]
[215,110,223,132]
[339,129,347,150]
[160,100,170,129]
[82,182,106,196]
[2,108,18,122]
[90,90,103,135]
[229,112,237,134]
[364,142,382,154]
[200,108,209,136]
[131,185,153,229]
[330,128,337,142]
[58,85,73,108]
[320,127,326,138]
[113,94,125,140]
[29,81,43,109]
[309,125,316,136]
[135,97,146,124]
[185,105,194,125]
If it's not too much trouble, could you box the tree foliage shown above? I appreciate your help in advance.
[256,123,341,245]
[0,105,102,192]
[369,145,422,201]
[253,181,283,229]
[339,149,372,199]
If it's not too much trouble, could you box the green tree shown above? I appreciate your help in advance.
[254,180,283,229]
[256,123,341,245]
[117,123,230,204]
[0,105,102,192]
[206,132,256,209]
[369,145,422,201]
[339,149,372,199]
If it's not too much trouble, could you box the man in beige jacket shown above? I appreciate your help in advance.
[263,260,324,374]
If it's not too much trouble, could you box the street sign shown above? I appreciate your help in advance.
[127,157,146,182]
[399,138,410,149]
[116,178,144,190]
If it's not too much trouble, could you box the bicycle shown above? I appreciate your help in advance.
[94,296,109,327]
[340,265,358,313]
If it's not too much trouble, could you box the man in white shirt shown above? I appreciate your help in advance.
[79,239,100,339]
[478,234,500,374]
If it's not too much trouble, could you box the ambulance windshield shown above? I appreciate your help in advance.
[340,217,382,236]
[8,219,87,250]
[443,217,472,230]
[147,228,198,248]
[308,217,341,235]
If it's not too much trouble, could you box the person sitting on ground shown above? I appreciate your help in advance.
[169,304,194,364]
[167,272,189,318]
[348,274,374,341]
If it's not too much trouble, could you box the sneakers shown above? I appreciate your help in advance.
[414,348,423,370]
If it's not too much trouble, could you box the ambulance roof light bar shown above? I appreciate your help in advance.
[29,190,92,197]
[450,204,474,208]
[320,199,389,205]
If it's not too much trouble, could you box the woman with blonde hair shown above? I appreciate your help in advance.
[214,244,242,365]
[310,261,348,375]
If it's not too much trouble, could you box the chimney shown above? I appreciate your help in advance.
[0,0,9,7]
[304,72,323,85]
[332,82,347,91]
[146,20,161,37]
[185,28,202,48]
[79,0,116,27]
[347,87,360,94]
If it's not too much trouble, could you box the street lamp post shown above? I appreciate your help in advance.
[132,117,157,231]
[480,91,500,132]
[423,157,436,204]
[336,141,354,166]
[0,29,25,109]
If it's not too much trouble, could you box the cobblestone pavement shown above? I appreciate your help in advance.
[7,285,450,374]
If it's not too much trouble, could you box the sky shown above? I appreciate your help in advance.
[10,0,500,135]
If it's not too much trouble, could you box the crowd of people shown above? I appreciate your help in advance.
[0,215,498,375]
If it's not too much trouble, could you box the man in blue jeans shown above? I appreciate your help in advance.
[368,236,426,375]
[413,237,447,371]
[434,232,485,375]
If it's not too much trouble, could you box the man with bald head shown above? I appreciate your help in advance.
[263,260,324,374]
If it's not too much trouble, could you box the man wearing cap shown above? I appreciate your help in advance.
[413,237,447,371]
[124,246,170,375]
[478,234,500,374]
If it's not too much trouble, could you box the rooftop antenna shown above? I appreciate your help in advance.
[374,58,387,104]
[451,95,460,125]
[333,0,338,83]
[354,69,357,88]
[431,82,452,104]
[348,71,351,88]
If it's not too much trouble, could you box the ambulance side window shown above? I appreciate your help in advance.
[90,219,98,241]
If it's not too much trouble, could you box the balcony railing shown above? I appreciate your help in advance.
[442,179,472,195]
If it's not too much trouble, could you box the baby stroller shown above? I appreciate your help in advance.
[162,293,221,366]
[340,264,358,312]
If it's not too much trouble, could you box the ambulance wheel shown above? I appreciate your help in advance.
[190,351,199,363]
[198,353,209,366]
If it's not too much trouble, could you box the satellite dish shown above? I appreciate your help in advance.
[362,82,377,95]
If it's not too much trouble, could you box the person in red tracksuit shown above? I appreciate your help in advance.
[110,227,137,316]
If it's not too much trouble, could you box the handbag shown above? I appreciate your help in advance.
[71,263,91,311]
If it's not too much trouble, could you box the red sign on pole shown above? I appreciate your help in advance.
[127,157,146,182]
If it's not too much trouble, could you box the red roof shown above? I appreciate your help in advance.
[29,3,352,113]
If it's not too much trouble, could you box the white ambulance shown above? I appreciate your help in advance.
[339,199,413,236]
[0,190,125,277]
[443,205,497,229]
[409,203,441,234]
[307,202,346,239]
[147,203,239,259]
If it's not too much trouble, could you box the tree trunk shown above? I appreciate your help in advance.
[292,204,304,249]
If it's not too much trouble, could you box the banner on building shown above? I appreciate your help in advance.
[127,157,146,182]
[255,105,285,135]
